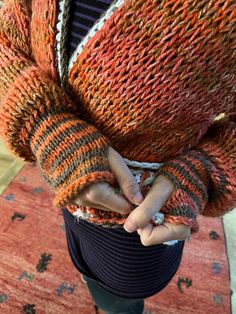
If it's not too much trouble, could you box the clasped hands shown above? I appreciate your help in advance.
[74,147,190,246]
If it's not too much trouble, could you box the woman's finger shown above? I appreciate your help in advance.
[73,198,115,212]
[108,147,143,205]
[91,183,133,215]
[74,182,132,215]
[124,175,174,232]
[137,222,190,246]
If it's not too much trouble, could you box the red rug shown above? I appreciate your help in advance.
[0,165,231,313]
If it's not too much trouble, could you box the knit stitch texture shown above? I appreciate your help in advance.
[0,0,236,230]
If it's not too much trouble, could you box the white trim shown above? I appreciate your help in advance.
[68,0,125,74]
[124,158,164,170]
[55,0,71,85]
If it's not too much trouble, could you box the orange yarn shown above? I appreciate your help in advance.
[0,0,235,228]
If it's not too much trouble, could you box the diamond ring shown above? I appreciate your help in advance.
[152,212,165,225]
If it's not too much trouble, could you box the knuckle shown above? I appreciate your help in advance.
[141,236,153,247]
[85,185,103,202]
[86,183,111,203]
[85,189,97,202]
[132,209,150,229]
[122,177,137,191]
[142,207,154,222]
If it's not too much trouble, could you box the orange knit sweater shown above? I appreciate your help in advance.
[0,0,235,231]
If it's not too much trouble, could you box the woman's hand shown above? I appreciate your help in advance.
[136,222,190,246]
[124,175,191,245]
[73,146,143,215]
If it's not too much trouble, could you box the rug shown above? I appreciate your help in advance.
[0,164,231,314]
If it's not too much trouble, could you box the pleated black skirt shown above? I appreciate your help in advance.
[63,208,184,299]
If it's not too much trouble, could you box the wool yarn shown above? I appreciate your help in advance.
[0,0,235,230]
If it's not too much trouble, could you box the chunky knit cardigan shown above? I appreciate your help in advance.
[0,0,235,232]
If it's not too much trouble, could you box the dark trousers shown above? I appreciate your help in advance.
[84,275,144,314]
[62,209,184,313]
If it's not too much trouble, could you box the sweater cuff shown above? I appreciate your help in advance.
[158,152,209,232]
[55,172,115,207]
[0,65,115,205]
[30,110,115,206]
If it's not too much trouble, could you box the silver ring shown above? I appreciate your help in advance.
[152,212,165,225]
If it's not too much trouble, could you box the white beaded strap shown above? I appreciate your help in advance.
[55,0,71,86]
[123,158,164,170]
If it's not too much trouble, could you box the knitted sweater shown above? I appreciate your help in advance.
[0,0,236,232]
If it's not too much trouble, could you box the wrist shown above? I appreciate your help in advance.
[30,110,115,206]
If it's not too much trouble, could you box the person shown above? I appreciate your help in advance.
[0,0,235,313]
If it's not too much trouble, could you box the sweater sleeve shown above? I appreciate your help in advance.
[159,114,236,232]
[0,0,115,207]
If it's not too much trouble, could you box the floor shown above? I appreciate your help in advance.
[0,0,235,310]
[0,139,235,313]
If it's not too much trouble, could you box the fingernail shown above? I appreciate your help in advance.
[124,220,138,233]
[133,192,143,205]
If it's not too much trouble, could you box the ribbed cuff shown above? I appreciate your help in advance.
[159,152,209,232]
[30,110,115,206]
[54,171,115,207]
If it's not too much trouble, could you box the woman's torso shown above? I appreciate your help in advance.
[30,0,236,162]
[58,1,184,298]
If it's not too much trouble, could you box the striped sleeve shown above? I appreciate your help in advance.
[0,0,115,207]
[159,116,236,232]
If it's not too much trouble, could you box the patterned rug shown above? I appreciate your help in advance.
[0,164,231,314]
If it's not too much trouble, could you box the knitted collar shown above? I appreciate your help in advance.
[56,0,124,86]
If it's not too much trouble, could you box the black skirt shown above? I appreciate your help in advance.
[63,208,184,299]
